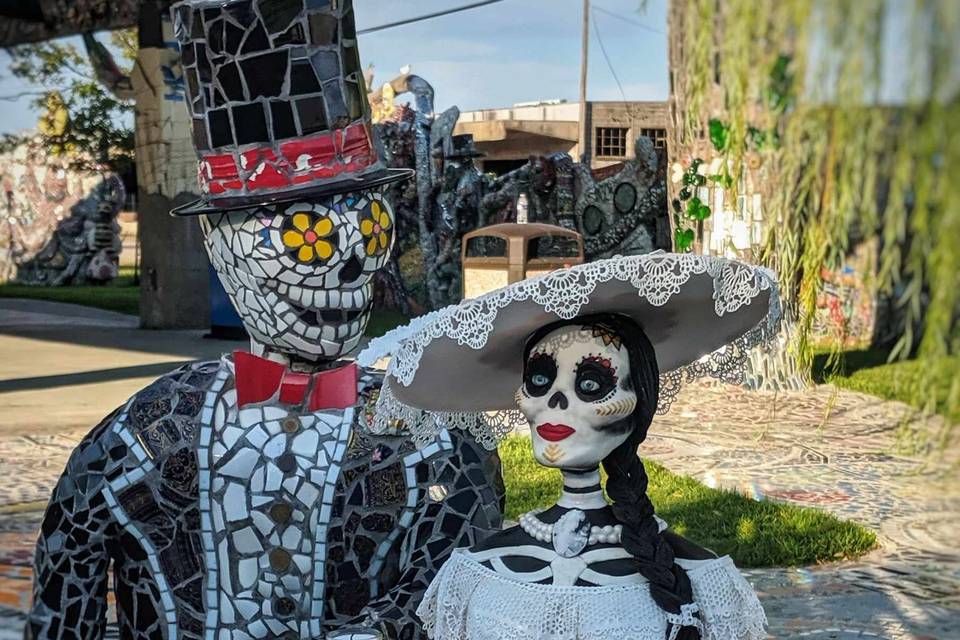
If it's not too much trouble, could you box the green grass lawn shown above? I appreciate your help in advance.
[498,435,877,568]
[0,270,141,315]
[813,348,960,424]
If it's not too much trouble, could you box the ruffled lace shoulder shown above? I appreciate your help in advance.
[416,550,767,640]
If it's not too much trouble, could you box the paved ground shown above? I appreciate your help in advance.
[649,384,959,639]
[0,299,957,638]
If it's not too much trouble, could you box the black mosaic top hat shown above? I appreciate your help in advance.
[170,0,413,216]
[445,134,486,159]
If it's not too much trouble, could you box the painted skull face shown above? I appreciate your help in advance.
[200,190,395,360]
[517,324,638,469]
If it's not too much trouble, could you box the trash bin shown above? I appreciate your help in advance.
[208,264,248,340]
[461,223,584,299]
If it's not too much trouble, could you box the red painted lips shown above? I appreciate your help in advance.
[536,423,576,441]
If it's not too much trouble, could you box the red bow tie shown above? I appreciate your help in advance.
[234,351,358,411]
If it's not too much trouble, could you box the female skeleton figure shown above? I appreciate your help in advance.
[368,252,778,639]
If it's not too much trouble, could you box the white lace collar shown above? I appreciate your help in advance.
[417,549,767,640]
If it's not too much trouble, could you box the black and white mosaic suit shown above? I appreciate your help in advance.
[26,358,504,639]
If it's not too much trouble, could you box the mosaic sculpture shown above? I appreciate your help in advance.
[27,2,504,639]
[371,86,671,310]
[366,253,780,639]
[14,175,125,286]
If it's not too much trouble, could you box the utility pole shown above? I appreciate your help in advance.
[579,0,590,166]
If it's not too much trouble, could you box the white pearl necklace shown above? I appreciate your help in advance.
[519,509,623,546]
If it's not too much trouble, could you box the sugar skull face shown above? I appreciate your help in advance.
[517,324,638,469]
[200,190,394,361]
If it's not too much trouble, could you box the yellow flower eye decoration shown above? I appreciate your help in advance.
[359,201,393,257]
[281,211,336,264]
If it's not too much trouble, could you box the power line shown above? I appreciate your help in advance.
[357,0,507,35]
[592,4,663,34]
[591,8,629,104]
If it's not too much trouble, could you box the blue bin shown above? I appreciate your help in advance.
[208,265,248,340]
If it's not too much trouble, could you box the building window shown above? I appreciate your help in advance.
[595,127,628,158]
[640,128,667,149]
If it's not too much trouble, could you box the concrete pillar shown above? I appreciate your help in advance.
[132,0,209,329]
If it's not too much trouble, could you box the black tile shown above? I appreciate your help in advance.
[208,108,233,148]
[296,96,328,135]
[290,60,322,96]
[342,42,360,80]
[233,103,269,145]
[241,21,270,55]
[270,101,298,140]
[340,3,358,40]
[344,77,364,121]
[225,21,246,54]
[225,0,257,28]
[196,45,212,81]
[207,18,225,54]
[273,21,306,47]
[212,86,228,107]
[259,0,302,34]
[307,13,338,45]
[216,61,246,101]
[242,51,288,98]
[181,41,196,67]
[191,9,206,39]
[186,69,200,109]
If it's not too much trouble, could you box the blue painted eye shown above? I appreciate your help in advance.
[579,379,601,393]
[531,374,550,387]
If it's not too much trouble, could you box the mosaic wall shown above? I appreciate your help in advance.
[0,141,123,285]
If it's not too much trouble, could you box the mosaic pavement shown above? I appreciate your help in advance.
[0,382,957,638]
[647,383,960,639]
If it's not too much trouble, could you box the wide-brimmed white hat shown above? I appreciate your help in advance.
[360,252,781,448]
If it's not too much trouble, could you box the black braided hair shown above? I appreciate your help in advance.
[524,313,701,640]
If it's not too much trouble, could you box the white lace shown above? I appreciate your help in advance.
[364,253,781,449]
[416,550,767,640]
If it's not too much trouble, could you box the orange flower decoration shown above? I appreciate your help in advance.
[359,201,392,257]
[282,212,335,264]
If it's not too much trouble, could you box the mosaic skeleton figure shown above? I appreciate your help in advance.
[27,190,504,640]
[27,0,504,634]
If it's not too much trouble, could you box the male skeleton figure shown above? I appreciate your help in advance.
[26,1,503,638]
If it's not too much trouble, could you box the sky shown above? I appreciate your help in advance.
[0,0,669,135]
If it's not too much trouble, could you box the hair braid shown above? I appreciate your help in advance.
[598,314,701,640]
[605,441,700,640]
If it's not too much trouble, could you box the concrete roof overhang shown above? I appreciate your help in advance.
[454,119,579,144]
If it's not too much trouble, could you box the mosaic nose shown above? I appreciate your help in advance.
[339,255,363,283]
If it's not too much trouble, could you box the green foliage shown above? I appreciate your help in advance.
[708,118,729,152]
[498,435,877,567]
[672,158,713,251]
[1,31,136,174]
[675,0,959,431]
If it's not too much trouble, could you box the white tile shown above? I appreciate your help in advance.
[232,526,263,554]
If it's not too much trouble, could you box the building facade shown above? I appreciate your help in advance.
[454,100,669,175]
